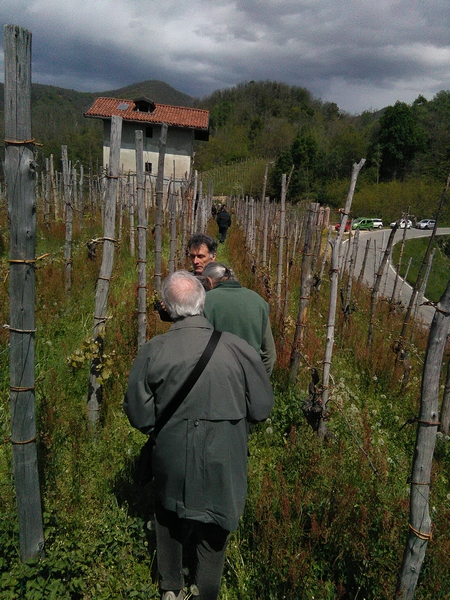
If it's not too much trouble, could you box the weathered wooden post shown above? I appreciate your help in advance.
[316,225,333,293]
[390,226,406,304]
[289,202,319,381]
[414,248,436,320]
[62,145,72,295]
[367,224,398,348]
[79,164,84,230]
[4,23,45,562]
[276,174,286,317]
[128,176,136,258]
[154,122,168,294]
[168,189,177,273]
[318,159,365,440]
[357,238,371,285]
[87,115,122,424]
[342,228,360,318]
[396,279,450,599]
[439,355,450,435]
[44,157,51,227]
[135,131,147,350]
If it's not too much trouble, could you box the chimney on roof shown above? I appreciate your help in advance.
[133,97,156,113]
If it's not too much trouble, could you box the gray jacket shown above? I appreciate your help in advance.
[123,315,274,531]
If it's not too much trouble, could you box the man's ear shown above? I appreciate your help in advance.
[207,277,214,289]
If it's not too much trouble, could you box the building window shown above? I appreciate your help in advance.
[145,162,152,173]
[146,126,153,138]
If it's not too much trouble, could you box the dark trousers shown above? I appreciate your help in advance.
[155,503,229,600]
[218,226,229,242]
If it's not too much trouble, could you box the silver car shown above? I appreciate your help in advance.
[416,219,435,230]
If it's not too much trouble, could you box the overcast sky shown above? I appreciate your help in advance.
[1,0,449,114]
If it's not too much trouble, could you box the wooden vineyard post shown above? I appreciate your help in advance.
[289,202,319,382]
[342,228,360,320]
[413,248,436,320]
[439,356,450,435]
[317,225,333,293]
[262,197,269,269]
[367,224,398,348]
[168,189,177,273]
[62,145,72,295]
[276,174,286,317]
[4,23,45,562]
[87,115,122,424]
[135,131,147,350]
[357,238,371,285]
[79,164,84,230]
[396,279,450,599]
[154,122,168,294]
[318,159,365,440]
[390,223,408,303]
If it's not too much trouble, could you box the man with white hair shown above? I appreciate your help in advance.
[124,271,274,600]
[202,262,276,376]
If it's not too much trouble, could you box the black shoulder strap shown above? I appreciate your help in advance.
[153,329,222,438]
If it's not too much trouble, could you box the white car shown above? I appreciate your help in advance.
[415,219,436,230]
[390,219,412,229]
[372,218,383,229]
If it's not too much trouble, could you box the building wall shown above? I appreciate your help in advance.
[102,121,194,179]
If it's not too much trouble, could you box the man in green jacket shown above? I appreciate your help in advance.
[202,262,276,376]
[124,271,273,600]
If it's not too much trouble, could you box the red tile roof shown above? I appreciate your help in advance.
[85,97,209,130]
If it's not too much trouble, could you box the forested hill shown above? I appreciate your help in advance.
[193,81,450,202]
[0,80,193,169]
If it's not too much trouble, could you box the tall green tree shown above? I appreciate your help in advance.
[377,101,426,180]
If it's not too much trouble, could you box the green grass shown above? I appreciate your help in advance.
[391,235,450,302]
[1,205,450,599]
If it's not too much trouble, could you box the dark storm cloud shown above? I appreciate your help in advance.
[1,0,450,113]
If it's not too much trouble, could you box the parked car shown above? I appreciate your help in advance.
[415,219,436,230]
[351,217,379,231]
[372,218,383,229]
[390,219,412,229]
[335,219,352,232]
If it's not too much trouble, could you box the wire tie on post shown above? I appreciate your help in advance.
[3,325,37,333]
[409,523,432,541]
[417,419,440,426]
[9,259,37,265]
[10,386,35,392]
[10,436,37,445]
[5,137,36,145]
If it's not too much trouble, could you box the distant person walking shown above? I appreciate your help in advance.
[216,205,231,243]
[203,262,276,376]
